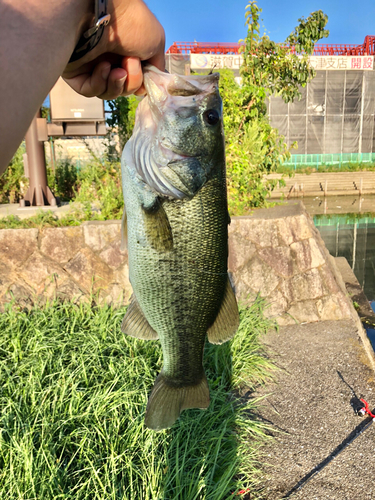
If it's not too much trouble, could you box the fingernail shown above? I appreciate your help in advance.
[102,64,111,80]
[115,75,127,89]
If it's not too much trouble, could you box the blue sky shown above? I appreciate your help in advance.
[146,0,375,49]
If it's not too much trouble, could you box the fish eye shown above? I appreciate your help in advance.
[203,109,220,126]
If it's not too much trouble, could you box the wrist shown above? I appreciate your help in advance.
[70,0,112,63]
[75,0,96,45]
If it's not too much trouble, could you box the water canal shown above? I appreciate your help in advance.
[302,195,375,348]
[314,214,375,301]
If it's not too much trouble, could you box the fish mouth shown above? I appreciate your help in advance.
[159,141,195,161]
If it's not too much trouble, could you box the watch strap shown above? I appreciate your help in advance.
[69,0,110,63]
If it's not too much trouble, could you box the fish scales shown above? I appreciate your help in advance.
[121,66,239,430]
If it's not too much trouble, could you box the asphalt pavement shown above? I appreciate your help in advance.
[255,319,375,500]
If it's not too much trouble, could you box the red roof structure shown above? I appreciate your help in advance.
[167,36,375,56]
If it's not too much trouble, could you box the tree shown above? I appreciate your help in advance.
[106,96,139,159]
[223,1,329,213]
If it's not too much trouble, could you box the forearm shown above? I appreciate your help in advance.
[0,0,91,174]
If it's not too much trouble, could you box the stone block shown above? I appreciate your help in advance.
[335,291,353,319]
[0,274,16,297]
[258,246,296,278]
[112,263,132,294]
[0,261,13,283]
[318,264,341,294]
[63,247,114,292]
[233,256,279,299]
[264,289,289,318]
[327,254,348,294]
[228,233,256,272]
[0,229,38,268]
[55,280,87,304]
[99,240,127,269]
[290,238,325,273]
[40,226,84,263]
[316,296,344,321]
[83,222,121,253]
[276,214,312,246]
[280,268,324,303]
[230,218,280,248]
[277,313,298,326]
[19,252,65,294]
[2,281,35,308]
[286,300,320,323]
[99,283,132,306]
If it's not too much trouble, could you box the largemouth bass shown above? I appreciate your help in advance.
[121,65,239,431]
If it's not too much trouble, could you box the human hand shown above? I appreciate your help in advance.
[62,0,165,99]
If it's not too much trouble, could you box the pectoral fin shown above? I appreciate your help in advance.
[122,294,159,340]
[121,209,127,251]
[142,200,173,252]
[207,277,239,344]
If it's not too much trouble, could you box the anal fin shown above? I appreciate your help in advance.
[145,372,210,431]
[122,294,158,340]
[207,276,239,345]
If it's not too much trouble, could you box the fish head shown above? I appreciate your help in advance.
[131,66,224,199]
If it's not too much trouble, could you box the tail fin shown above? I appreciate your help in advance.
[144,372,210,431]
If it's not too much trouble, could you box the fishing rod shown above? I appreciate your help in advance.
[281,398,375,499]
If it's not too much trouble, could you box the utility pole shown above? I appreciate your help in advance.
[20,109,56,207]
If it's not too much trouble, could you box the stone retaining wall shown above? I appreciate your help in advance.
[0,221,131,308]
[228,201,352,324]
[0,202,353,324]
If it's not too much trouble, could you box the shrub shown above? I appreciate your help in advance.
[0,142,28,203]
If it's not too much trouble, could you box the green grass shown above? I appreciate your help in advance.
[0,205,122,230]
[0,298,274,500]
[0,211,82,230]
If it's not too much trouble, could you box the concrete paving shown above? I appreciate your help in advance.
[0,202,75,219]
[255,319,375,499]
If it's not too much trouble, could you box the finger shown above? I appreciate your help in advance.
[63,61,111,97]
[147,45,166,72]
[134,83,146,96]
[121,57,143,96]
[97,67,128,99]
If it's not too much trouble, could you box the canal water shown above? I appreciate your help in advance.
[308,199,375,348]
[314,214,375,301]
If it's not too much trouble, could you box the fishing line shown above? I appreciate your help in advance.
[280,390,375,498]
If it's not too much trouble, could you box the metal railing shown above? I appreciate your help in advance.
[167,36,375,56]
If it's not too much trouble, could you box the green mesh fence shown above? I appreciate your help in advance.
[282,153,375,170]
[314,214,375,227]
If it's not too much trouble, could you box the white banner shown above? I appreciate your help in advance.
[190,53,243,71]
[308,55,374,71]
[191,53,374,72]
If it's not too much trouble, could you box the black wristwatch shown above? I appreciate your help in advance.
[69,0,111,63]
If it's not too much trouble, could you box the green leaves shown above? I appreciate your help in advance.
[222,1,329,214]
[106,96,139,152]
[0,142,27,203]
[286,11,329,55]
